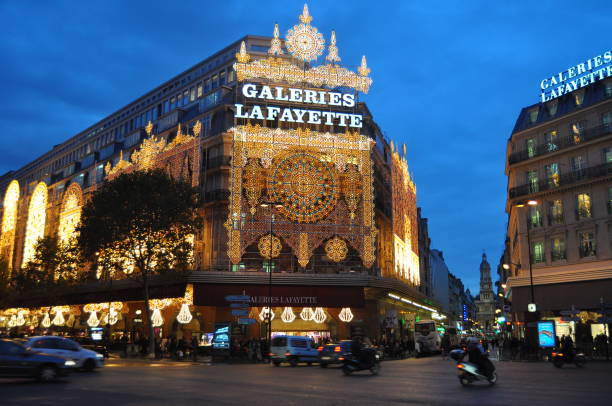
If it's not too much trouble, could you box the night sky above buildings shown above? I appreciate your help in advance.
[0,0,609,292]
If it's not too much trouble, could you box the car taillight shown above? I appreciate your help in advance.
[285,352,291,356]
[551,352,557,357]
[338,357,344,361]
[317,346,324,352]
[457,364,464,369]
[558,353,563,357]
[334,346,341,352]
[269,353,276,356]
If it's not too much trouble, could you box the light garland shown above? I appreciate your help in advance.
[51,310,65,327]
[339,307,354,323]
[8,314,17,328]
[280,307,296,323]
[16,310,27,326]
[300,307,314,321]
[312,307,327,324]
[22,182,48,267]
[258,307,275,322]
[151,308,164,327]
[87,311,100,327]
[30,315,39,327]
[41,312,51,328]
[177,303,193,324]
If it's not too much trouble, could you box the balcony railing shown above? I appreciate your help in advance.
[203,189,230,202]
[509,124,612,164]
[509,162,612,199]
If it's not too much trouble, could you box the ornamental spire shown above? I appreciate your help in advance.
[325,30,341,63]
[236,40,250,63]
[268,23,283,56]
[299,4,313,24]
[358,55,370,76]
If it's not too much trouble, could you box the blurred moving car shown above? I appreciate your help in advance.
[25,336,104,371]
[270,335,319,367]
[0,338,76,381]
[70,336,109,358]
[318,341,352,368]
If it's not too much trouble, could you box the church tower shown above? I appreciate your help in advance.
[475,253,496,330]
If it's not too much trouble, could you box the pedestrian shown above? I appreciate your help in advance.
[192,335,199,362]
[441,333,451,360]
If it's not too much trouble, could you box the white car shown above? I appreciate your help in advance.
[26,336,104,371]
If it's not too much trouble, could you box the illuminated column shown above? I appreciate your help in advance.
[0,180,19,271]
[22,182,48,267]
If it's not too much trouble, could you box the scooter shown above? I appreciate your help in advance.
[450,349,497,386]
[341,348,381,375]
[551,349,586,368]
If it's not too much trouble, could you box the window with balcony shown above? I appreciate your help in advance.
[526,138,537,158]
[576,193,592,219]
[552,238,566,261]
[531,241,545,263]
[545,163,559,187]
[548,199,563,224]
[571,155,587,180]
[526,170,539,193]
[574,89,585,106]
[579,231,596,257]
[603,147,612,164]
[603,112,612,128]
[529,205,543,228]
[570,121,585,144]
[545,130,558,152]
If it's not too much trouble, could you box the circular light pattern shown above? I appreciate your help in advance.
[270,152,338,223]
[325,236,348,262]
[286,23,325,62]
[258,234,282,259]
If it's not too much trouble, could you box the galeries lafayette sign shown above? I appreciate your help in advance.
[234,83,363,128]
[540,50,612,102]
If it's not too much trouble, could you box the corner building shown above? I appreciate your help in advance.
[505,54,612,344]
[0,6,442,344]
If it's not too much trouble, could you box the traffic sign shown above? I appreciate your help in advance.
[238,318,257,325]
[231,309,249,316]
[230,303,250,308]
[225,295,251,302]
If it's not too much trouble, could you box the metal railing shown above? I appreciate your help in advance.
[509,162,612,198]
[509,124,612,164]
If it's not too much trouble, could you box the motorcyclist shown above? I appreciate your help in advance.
[351,335,363,360]
[467,337,493,378]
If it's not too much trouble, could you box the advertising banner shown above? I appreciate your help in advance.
[538,321,556,348]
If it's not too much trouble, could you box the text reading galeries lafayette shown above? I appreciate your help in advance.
[234,83,363,129]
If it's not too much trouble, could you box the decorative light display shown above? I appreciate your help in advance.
[8,314,17,328]
[41,312,51,328]
[325,236,349,262]
[0,180,19,269]
[22,182,48,267]
[268,24,283,56]
[339,307,354,323]
[280,307,296,323]
[285,4,325,62]
[87,311,100,327]
[325,30,340,63]
[58,183,83,243]
[298,307,313,321]
[16,309,28,327]
[177,304,193,324]
[65,314,75,328]
[258,307,275,322]
[257,234,282,259]
[312,307,327,324]
[151,308,164,327]
[51,306,69,326]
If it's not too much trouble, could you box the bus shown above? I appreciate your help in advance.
[414,320,441,354]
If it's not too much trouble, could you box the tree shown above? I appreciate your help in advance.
[77,169,201,356]
[0,255,10,308]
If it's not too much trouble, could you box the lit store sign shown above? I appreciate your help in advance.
[234,83,363,128]
[540,50,612,102]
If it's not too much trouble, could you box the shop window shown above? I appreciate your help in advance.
[545,163,559,188]
[576,193,592,219]
[579,231,596,257]
[531,241,545,263]
[548,199,563,225]
[545,130,558,152]
[552,238,566,261]
[526,170,539,193]
[526,138,537,158]
[528,205,543,229]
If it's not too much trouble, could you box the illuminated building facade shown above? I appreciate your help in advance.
[0,5,442,342]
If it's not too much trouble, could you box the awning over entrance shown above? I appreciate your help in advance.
[512,278,612,312]
[193,284,365,308]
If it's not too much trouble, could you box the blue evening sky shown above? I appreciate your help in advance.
[0,1,610,292]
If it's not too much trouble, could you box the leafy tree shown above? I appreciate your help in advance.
[0,255,10,308]
[77,169,201,356]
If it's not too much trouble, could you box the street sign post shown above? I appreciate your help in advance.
[230,303,250,308]
[238,318,257,325]
[225,295,251,302]
[231,309,249,317]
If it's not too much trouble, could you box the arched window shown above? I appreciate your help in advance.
[22,182,48,267]
[0,180,20,270]
[58,183,83,243]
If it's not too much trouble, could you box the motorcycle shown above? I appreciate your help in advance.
[450,349,497,386]
[341,348,381,375]
[551,349,586,368]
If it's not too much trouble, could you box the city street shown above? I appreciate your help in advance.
[2,357,612,406]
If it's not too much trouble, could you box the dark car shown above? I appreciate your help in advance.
[0,339,76,381]
[69,336,109,358]
[318,341,352,368]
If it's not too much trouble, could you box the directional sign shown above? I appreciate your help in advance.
[230,303,250,308]
[560,316,580,322]
[231,309,249,316]
[225,295,251,302]
[560,309,580,316]
[238,318,257,325]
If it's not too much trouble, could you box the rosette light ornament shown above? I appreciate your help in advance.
[281,307,296,323]
[339,307,354,323]
[300,307,314,321]
[312,307,327,324]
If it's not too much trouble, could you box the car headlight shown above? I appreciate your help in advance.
[96,353,104,359]
[65,360,77,367]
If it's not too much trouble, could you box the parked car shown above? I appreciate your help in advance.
[25,336,104,371]
[318,341,352,367]
[0,338,76,381]
[270,335,319,367]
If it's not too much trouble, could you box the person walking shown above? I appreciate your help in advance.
[192,335,199,362]
[441,333,451,360]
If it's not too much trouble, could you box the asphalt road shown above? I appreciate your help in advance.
[2,356,612,405]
